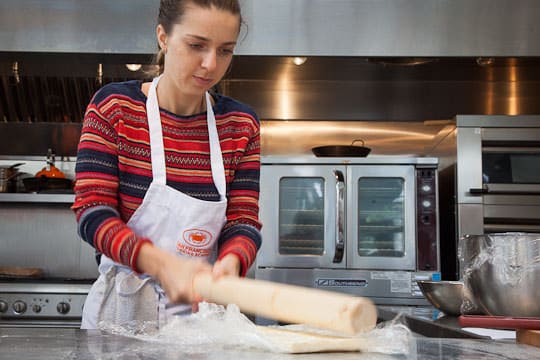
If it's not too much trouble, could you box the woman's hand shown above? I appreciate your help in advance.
[212,253,241,278]
[157,252,212,304]
[136,243,212,304]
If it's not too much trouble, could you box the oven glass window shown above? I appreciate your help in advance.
[278,177,324,255]
[357,177,405,257]
[483,153,540,184]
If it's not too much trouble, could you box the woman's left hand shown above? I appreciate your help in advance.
[191,254,241,312]
[212,253,241,278]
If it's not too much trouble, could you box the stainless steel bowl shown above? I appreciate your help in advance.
[460,233,540,317]
[417,280,464,316]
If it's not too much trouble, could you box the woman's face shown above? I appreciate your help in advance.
[158,5,239,98]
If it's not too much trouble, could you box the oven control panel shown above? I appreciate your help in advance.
[0,283,90,319]
[416,166,438,271]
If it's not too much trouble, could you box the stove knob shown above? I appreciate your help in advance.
[32,304,42,313]
[13,300,27,314]
[57,302,70,315]
[421,184,432,193]
[0,300,8,313]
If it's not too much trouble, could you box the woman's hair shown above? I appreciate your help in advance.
[155,0,242,74]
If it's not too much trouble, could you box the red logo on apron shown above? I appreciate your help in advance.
[182,229,213,248]
[177,229,214,257]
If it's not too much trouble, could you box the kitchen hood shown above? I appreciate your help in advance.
[1,0,540,56]
[1,1,540,123]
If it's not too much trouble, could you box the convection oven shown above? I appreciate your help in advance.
[255,156,439,306]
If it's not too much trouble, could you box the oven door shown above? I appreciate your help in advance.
[480,129,540,194]
[258,165,347,268]
[458,127,540,202]
[346,165,417,270]
[481,146,540,233]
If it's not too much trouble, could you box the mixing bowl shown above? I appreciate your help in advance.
[417,280,464,316]
[459,233,540,317]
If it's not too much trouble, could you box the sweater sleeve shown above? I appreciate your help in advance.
[71,89,151,272]
[217,111,262,276]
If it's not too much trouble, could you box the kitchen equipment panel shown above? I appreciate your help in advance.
[0,282,91,328]
[429,115,540,279]
[0,176,97,327]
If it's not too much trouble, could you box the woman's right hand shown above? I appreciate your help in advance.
[136,242,212,304]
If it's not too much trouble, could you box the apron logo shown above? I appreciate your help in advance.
[181,229,213,248]
[177,229,214,257]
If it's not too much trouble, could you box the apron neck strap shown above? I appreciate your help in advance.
[146,76,167,184]
[146,76,226,199]
[205,91,226,200]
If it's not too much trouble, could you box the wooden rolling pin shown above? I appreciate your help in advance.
[193,274,377,335]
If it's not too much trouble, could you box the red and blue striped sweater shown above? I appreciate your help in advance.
[72,80,261,276]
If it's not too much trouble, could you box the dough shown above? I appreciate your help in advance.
[255,325,370,353]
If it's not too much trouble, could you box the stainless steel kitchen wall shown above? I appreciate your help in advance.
[223,56,540,120]
[2,56,540,124]
[1,0,540,56]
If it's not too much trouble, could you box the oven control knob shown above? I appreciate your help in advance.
[12,300,27,314]
[32,304,42,313]
[422,200,432,208]
[421,184,432,193]
[0,300,8,313]
[57,302,70,315]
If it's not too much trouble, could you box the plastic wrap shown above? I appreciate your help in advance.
[458,232,540,316]
[99,302,412,354]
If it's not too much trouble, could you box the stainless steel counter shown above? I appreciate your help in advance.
[0,327,538,359]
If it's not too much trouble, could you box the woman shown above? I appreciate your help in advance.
[72,0,261,329]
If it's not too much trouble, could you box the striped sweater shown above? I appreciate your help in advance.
[72,80,261,276]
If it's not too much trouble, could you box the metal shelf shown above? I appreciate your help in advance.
[0,193,75,204]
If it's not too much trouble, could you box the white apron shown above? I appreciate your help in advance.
[81,76,227,329]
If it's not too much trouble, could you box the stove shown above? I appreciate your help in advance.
[0,281,92,328]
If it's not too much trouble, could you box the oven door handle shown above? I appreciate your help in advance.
[484,224,540,232]
[469,186,488,195]
[470,184,540,195]
[333,170,345,263]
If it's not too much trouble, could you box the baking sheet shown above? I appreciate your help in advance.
[0,266,43,278]
[462,328,516,340]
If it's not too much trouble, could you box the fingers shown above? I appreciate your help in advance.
[212,260,225,278]
[155,254,240,307]
[190,262,210,308]
[212,254,241,279]
[188,259,212,303]
[156,255,212,304]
